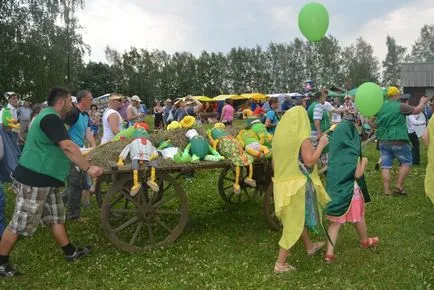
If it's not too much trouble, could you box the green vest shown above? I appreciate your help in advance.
[308,102,330,132]
[20,107,70,182]
[376,100,409,142]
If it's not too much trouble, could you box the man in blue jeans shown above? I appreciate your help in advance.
[63,90,96,220]
[374,87,429,196]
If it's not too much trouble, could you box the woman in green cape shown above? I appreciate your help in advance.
[272,106,331,273]
[324,121,379,263]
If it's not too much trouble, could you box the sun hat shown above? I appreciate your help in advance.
[109,93,122,101]
[131,95,142,102]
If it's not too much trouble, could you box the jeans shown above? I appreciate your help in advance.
[408,132,420,165]
[62,164,91,219]
[0,184,5,236]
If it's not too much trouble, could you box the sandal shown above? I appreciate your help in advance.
[307,241,325,256]
[324,254,336,264]
[393,188,407,196]
[274,263,296,273]
[360,237,380,249]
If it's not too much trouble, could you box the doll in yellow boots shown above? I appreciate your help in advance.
[117,137,160,196]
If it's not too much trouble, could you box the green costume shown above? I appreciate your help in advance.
[176,129,224,163]
[1,107,19,130]
[236,129,271,159]
[248,120,273,147]
[375,100,409,142]
[325,121,370,217]
[209,127,253,166]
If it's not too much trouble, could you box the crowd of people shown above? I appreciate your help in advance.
[0,86,432,276]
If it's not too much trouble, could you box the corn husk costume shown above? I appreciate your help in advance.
[425,117,434,203]
[208,123,255,194]
[272,106,330,250]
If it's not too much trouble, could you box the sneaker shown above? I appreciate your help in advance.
[65,246,92,262]
[0,263,21,277]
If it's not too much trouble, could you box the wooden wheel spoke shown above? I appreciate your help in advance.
[154,194,177,208]
[146,221,155,245]
[110,208,138,214]
[110,194,124,207]
[223,185,233,191]
[129,221,144,245]
[228,191,235,202]
[156,217,173,233]
[224,177,235,182]
[114,216,140,233]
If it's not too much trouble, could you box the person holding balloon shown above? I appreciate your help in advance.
[370,86,429,196]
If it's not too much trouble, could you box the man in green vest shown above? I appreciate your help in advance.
[0,87,103,277]
[374,86,429,196]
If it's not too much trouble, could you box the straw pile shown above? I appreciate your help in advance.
[89,127,213,170]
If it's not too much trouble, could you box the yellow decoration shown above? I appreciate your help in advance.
[180,116,196,128]
[214,122,226,128]
[272,106,330,250]
[425,118,434,203]
[167,121,182,131]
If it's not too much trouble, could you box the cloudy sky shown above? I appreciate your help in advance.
[77,0,434,63]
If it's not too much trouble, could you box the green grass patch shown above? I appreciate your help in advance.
[1,120,433,289]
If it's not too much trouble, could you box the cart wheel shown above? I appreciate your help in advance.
[101,172,188,252]
[94,178,105,208]
[263,183,281,231]
[218,165,261,204]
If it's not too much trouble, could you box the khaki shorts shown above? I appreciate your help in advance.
[9,181,65,236]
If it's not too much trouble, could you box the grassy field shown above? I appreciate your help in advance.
[1,118,433,289]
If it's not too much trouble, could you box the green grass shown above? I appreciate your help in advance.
[1,119,433,289]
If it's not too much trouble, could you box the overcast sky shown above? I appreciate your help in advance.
[76,0,434,63]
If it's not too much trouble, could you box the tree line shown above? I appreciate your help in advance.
[1,1,433,106]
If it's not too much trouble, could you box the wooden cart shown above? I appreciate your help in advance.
[93,160,279,252]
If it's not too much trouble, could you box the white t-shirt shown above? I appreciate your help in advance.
[101,108,123,144]
[323,101,342,123]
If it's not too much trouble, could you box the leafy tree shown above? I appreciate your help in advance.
[410,24,434,62]
[382,36,407,87]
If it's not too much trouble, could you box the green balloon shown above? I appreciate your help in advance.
[355,82,384,117]
[298,2,329,42]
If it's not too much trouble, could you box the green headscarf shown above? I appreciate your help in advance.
[326,121,370,217]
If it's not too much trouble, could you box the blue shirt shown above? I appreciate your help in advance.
[265,110,279,134]
[64,107,90,148]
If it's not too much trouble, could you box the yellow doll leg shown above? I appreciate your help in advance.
[130,169,141,196]
[233,166,241,195]
[244,163,256,188]
[146,167,160,192]
[259,145,270,156]
[245,146,261,158]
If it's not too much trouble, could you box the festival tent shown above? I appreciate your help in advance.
[193,96,214,102]
[241,93,268,101]
[213,94,246,101]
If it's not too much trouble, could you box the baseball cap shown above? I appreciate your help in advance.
[387,86,400,98]
[4,91,17,99]
[131,95,142,102]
